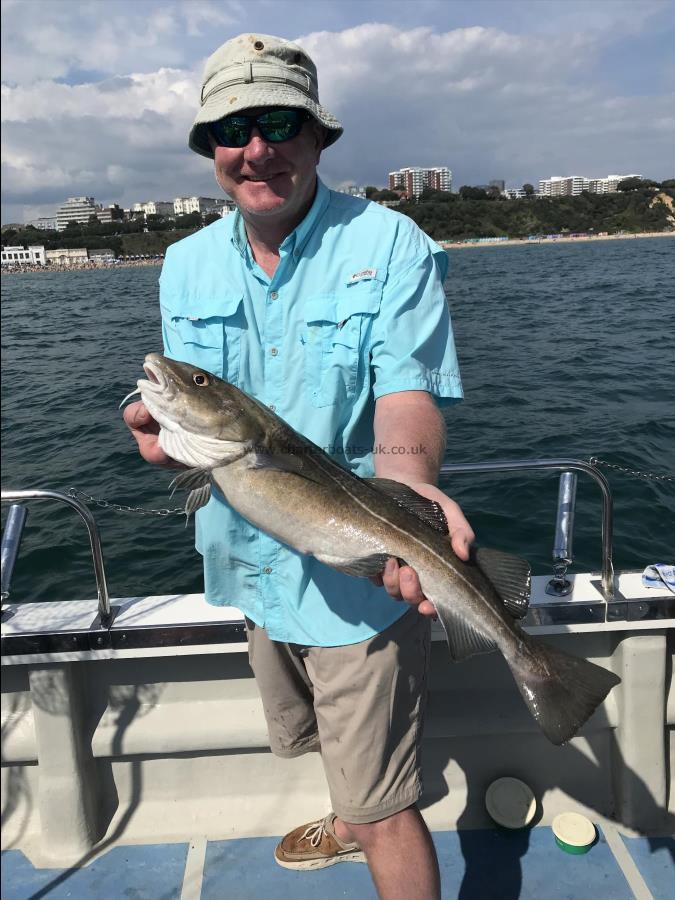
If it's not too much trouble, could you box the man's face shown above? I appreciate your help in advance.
[212,108,324,225]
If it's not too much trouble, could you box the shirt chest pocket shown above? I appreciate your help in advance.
[167,294,244,383]
[303,278,382,408]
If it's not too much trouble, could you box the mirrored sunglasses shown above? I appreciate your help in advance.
[209,108,310,148]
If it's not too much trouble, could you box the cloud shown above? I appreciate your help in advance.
[297,23,673,190]
[1,13,673,223]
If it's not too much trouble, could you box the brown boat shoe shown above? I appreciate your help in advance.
[274,812,366,870]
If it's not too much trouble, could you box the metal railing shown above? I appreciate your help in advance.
[1,489,112,624]
[439,458,614,600]
[1,459,615,624]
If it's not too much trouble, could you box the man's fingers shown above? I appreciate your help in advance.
[450,527,474,562]
[381,558,426,608]
[398,565,424,606]
[381,557,401,597]
[123,400,157,431]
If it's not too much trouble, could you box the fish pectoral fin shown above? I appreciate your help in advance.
[472,547,531,619]
[185,484,212,518]
[432,602,497,661]
[169,467,211,494]
[315,552,391,578]
[365,479,448,534]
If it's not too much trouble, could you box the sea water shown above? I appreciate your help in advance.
[1,237,673,602]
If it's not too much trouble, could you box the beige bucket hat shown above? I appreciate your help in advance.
[189,33,343,158]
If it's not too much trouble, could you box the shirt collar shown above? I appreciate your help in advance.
[229,176,330,261]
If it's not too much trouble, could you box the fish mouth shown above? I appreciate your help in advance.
[119,356,170,410]
[141,357,168,395]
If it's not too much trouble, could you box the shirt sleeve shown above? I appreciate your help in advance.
[370,237,463,406]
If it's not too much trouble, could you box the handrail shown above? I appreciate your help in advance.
[1,504,28,601]
[439,458,615,600]
[1,489,112,624]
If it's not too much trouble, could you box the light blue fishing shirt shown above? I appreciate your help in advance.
[159,177,463,646]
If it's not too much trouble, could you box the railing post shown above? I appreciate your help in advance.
[439,458,615,600]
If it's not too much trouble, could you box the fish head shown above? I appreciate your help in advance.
[136,353,261,469]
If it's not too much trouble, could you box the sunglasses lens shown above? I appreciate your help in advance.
[210,110,305,148]
[258,110,303,142]
[211,117,251,148]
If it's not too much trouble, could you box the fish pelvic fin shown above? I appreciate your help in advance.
[511,636,621,744]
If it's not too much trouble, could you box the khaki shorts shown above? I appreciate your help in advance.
[246,609,431,825]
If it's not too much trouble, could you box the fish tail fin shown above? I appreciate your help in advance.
[510,636,620,745]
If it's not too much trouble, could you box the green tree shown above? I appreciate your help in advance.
[617,177,644,192]
[203,212,221,226]
[459,186,488,200]
[522,183,535,196]
[175,212,201,229]
[371,189,400,201]
[364,186,380,199]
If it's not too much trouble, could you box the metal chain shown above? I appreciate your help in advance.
[68,455,674,516]
[67,487,185,517]
[589,457,675,483]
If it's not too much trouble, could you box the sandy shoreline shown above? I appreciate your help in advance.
[1,258,163,275]
[441,230,674,249]
[2,231,673,274]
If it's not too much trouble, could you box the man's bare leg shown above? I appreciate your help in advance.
[334,805,440,900]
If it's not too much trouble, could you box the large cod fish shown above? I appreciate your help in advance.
[127,353,620,745]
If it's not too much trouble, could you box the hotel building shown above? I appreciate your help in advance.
[388,167,452,199]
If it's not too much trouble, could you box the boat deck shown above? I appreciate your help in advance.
[2,824,673,899]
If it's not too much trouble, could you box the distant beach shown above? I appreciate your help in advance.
[441,230,674,249]
[1,258,163,275]
[2,231,673,275]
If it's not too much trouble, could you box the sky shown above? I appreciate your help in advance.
[2,0,674,224]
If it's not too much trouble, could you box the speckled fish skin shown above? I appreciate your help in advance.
[135,353,620,744]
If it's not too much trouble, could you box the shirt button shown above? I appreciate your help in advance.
[262,566,273,574]
[270,347,278,357]
[269,291,278,300]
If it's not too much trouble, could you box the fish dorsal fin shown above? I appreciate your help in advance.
[472,547,531,619]
[366,478,449,534]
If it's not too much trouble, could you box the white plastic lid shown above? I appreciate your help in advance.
[485,777,536,829]
[552,812,596,847]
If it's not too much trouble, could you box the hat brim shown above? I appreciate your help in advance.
[189,85,343,157]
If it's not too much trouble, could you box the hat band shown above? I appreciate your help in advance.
[201,61,313,105]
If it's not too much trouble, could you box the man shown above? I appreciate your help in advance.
[124,33,473,900]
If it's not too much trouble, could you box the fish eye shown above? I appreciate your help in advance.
[193,372,210,387]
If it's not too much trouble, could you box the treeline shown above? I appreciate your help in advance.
[390,181,675,242]
[0,211,221,258]
[3,181,673,254]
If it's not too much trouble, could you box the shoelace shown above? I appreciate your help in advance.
[300,815,331,848]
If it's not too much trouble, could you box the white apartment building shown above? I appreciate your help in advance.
[1,245,46,266]
[503,188,527,200]
[27,216,58,231]
[538,174,642,197]
[388,167,452,198]
[587,174,642,194]
[45,248,89,266]
[340,184,367,199]
[174,196,226,215]
[538,176,589,197]
[132,201,174,217]
[56,197,98,231]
